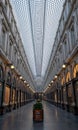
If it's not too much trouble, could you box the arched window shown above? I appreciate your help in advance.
[73,64,78,78]
[0,66,3,80]
[66,72,71,82]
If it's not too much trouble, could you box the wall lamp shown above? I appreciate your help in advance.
[55,75,57,79]
[62,64,66,69]
[24,80,26,83]
[20,76,23,79]
[27,84,29,87]
[51,80,53,83]
[49,84,51,87]
[10,65,15,69]
[7,63,15,69]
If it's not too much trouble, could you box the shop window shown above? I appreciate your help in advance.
[4,86,10,105]
[58,90,61,103]
[74,81,78,107]
[6,72,11,84]
[54,92,57,102]
[12,89,15,104]
[21,92,24,102]
[66,72,71,82]
[63,87,67,104]
[18,91,20,103]
[68,84,74,106]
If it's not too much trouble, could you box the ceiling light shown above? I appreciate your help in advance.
[51,80,53,83]
[20,76,22,79]
[62,64,66,69]
[10,65,15,69]
[55,75,57,79]
[24,80,26,83]
[49,84,51,87]
[27,84,29,87]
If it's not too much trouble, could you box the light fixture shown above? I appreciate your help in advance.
[20,76,22,79]
[49,84,51,87]
[27,84,29,87]
[24,80,26,83]
[55,75,57,79]
[62,64,66,69]
[51,80,53,83]
[11,65,15,69]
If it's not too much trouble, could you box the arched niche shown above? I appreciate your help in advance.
[61,77,65,85]
[73,64,78,78]
[66,72,71,83]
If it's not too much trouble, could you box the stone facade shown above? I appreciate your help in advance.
[0,0,34,115]
[44,0,78,115]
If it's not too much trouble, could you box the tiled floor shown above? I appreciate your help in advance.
[0,101,78,130]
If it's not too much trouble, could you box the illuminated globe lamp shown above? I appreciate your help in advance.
[55,75,57,79]
[51,80,53,83]
[10,65,15,69]
[62,64,66,69]
[24,80,26,83]
[20,76,22,79]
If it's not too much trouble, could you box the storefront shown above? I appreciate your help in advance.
[72,64,78,114]
[63,85,67,110]
[3,72,11,112]
[73,78,78,114]
[0,65,4,114]
[67,82,74,112]
[11,78,16,109]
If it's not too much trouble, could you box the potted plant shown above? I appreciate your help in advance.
[33,99,44,122]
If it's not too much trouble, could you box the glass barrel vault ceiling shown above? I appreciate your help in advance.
[10,0,65,91]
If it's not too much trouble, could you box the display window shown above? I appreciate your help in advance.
[4,86,10,105]
[12,89,15,104]
[74,81,78,107]
[67,84,74,106]
[63,87,67,104]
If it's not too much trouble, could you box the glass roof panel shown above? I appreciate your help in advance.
[10,0,65,90]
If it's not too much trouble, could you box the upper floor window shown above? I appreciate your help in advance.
[4,0,7,14]
[63,35,68,59]
[70,23,75,48]
[2,28,6,48]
